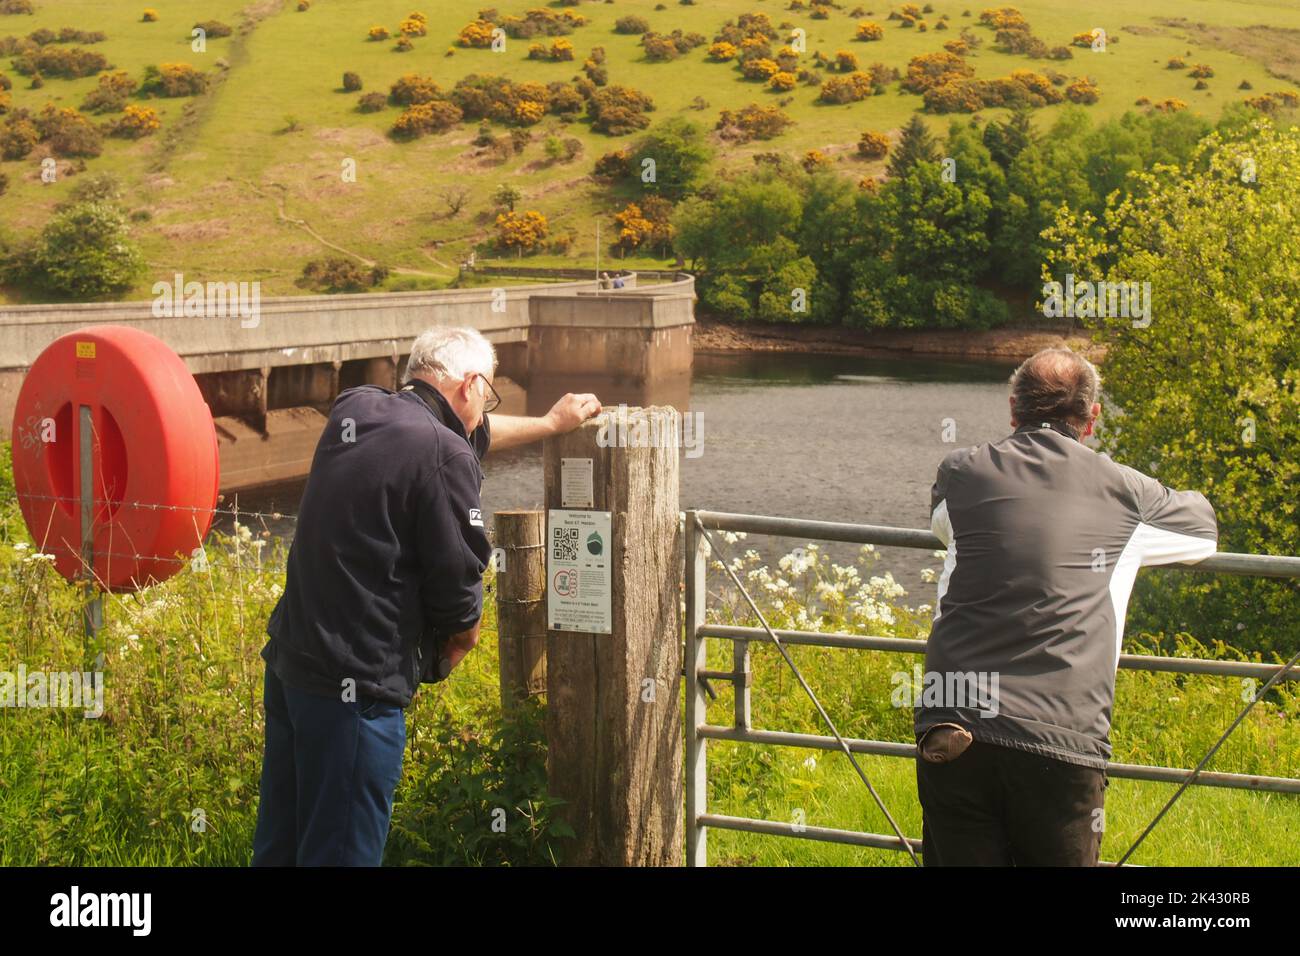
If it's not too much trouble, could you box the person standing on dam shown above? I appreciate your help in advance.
[915,347,1218,866]
[252,326,601,866]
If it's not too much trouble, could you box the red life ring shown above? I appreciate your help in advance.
[10,325,219,592]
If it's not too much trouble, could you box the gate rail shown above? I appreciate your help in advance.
[684,510,1300,866]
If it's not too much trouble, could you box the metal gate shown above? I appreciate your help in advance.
[684,510,1300,866]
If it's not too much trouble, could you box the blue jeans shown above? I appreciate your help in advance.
[252,664,406,866]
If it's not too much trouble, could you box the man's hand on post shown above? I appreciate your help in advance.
[488,393,603,452]
[546,393,602,435]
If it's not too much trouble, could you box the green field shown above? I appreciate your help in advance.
[2,0,1299,300]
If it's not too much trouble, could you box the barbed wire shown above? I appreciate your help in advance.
[13,491,297,524]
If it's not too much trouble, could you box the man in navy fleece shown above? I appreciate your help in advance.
[252,326,600,866]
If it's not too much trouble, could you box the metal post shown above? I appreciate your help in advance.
[685,511,709,867]
[734,639,751,731]
[78,405,102,655]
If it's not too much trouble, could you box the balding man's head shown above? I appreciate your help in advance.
[1008,348,1101,435]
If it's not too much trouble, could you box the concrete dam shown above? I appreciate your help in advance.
[0,271,696,491]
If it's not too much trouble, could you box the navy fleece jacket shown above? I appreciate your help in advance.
[262,382,492,707]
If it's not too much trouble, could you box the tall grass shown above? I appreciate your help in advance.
[0,446,566,866]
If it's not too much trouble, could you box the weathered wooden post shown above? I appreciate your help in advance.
[542,406,683,865]
[494,509,547,709]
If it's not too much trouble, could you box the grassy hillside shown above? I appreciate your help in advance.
[2,0,1299,300]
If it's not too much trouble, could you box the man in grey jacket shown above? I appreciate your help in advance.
[915,347,1218,866]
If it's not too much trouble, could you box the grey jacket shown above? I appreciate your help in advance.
[915,421,1218,769]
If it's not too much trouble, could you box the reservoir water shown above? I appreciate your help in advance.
[231,350,1025,602]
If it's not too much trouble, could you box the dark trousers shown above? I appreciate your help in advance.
[915,739,1106,866]
[252,664,406,866]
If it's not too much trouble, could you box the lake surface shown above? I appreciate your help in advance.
[483,351,1020,601]
[229,351,1023,603]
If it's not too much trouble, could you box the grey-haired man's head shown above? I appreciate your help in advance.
[405,327,498,433]
[1008,348,1101,438]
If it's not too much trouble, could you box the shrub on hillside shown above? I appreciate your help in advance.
[0,113,38,158]
[301,257,386,292]
[141,8,159,22]
[1065,76,1099,104]
[357,92,386,112]
[11,45,107,78]
[82,71,137,113]
[642,29,705,60]
[451,74,554,125]
[902,50,973,93]
[110,104,160,138]
[342,71,362,92]
[392,99,463,138]
[586,84,654,134]
[614,15,650,34]
[499,9,585,39]
[140,62,207,97]
[495,210,549,251]
[1,0,36,13]
[193,20,232,39]
[856,21,884,40]
[716,103,793,141]
[857,129,889,158]
[769,70,796,91]
[547,81,584,114]
[400,13,428,37]
[389,73,442,105]
[819,71,874,103]
[741,57,779,81]
[528,38,574,61]
[28,28,107,45]
[456,19,493,47]
[593,148,630,180]
[36,104,102,156]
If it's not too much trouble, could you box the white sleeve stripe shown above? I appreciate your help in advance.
[1108,521,1219,670]
[931,500,955,623]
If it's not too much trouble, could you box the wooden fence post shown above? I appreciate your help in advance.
[494,509,547,710]
[542,406,683,865]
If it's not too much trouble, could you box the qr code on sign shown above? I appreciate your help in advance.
[552,526,579,561]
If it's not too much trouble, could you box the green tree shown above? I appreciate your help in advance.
[492,183,521,212]
[672,173,803,273]
[982,106,1035,170]
[1044,118,1300,655]
[628,117,713,201]
[886,115,938,179]
[10,202,145,299]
